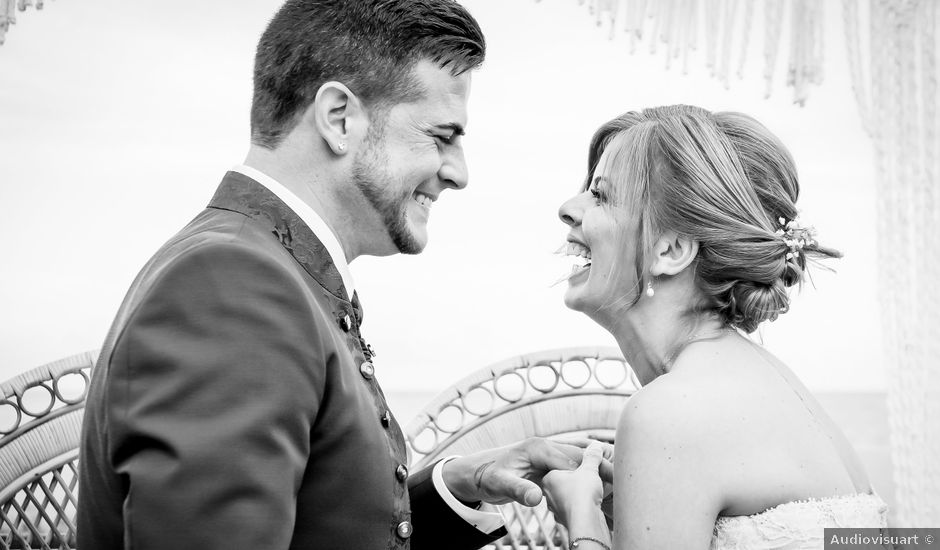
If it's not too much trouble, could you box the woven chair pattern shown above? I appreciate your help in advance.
[405,346,639,550]
[0,351,96,550]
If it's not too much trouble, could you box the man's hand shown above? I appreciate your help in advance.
[553,436,615,488]
[441,438,585,507]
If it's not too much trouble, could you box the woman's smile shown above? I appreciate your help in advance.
[565,240,593,282]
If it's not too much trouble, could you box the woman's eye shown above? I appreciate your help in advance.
[590,187,602,202]
[436,133,456,145]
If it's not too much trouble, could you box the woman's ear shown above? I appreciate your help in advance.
[649,231,699,276]
[304,81,367,156]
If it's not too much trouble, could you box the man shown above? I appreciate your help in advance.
[77,1,590,549]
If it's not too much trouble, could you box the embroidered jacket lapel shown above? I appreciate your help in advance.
[207,170,351,304]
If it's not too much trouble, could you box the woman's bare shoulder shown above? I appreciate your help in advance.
[613,370,741,521]
[618,348,780,462]
[618,374,737,449]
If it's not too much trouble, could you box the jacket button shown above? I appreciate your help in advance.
[381,410,391,427]
[338,314,352,332]
[396,520,412,539]
[395,464,408,481]
[359,361,375,379]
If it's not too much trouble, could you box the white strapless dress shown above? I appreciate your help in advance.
[710,492,888,550]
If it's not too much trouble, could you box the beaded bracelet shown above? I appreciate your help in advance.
[570,536,612,550]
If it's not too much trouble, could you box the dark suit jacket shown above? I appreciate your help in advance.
[78,171,504,549]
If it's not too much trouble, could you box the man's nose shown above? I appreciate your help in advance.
[438,145,468,190]
[558,192,587,227]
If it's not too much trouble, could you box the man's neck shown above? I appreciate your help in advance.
[243,146,360,262]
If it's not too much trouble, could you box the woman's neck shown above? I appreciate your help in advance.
[608,304,726,386]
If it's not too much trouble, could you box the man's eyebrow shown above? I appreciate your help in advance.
[436,123,466,136]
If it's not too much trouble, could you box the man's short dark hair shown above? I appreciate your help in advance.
[250,0,486,148]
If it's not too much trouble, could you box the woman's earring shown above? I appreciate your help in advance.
[646,281,655,297]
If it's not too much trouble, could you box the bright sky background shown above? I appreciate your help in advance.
[0,0,882,392]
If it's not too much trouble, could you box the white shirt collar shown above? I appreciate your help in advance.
[230,164,356,300]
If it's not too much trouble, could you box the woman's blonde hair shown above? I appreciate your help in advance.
[587,105,840,333]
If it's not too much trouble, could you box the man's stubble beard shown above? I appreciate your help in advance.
[351,129,425,255]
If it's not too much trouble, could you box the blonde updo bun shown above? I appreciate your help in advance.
[586,105,841,332]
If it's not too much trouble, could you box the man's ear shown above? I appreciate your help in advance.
[649,230,699,276]
[308,81,366,156]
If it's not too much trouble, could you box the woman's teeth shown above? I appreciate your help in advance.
[564,242,591,258]
[564,242,592,266]
[550,241,592,287]
[414,192,433,208]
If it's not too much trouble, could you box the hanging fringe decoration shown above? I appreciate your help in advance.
[550,0,940,526]
[786,0,824,105]
[0,0,51,46]
[571,0,827,104]
[843,0,940,528]
[737,0,755,80]
[0,0,15,46]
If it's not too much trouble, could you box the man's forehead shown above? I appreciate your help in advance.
[412,59,471,94]
[409,60,471,117]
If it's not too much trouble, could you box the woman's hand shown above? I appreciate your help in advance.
[542,441,610,529]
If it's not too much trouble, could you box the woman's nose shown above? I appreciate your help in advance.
[558,192,586,227]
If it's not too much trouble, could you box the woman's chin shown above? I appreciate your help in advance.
[561,267,590,309]
[563,285,592,314]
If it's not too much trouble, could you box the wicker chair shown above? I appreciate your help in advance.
[404,346,639,550]
[0,351,97,550]
[0,346,636,550]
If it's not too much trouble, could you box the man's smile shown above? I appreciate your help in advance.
[413,191,436,210]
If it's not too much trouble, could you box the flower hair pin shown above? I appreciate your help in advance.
[776,216,817,260]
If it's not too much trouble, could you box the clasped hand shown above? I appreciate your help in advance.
[442,437,614,513]
[542,441,614,528]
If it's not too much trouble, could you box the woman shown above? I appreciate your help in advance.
[542,105,887,549]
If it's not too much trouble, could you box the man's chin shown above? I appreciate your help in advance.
[398,242,427,255]
[393,226,428,255]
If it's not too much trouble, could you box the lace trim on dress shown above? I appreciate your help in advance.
[710,492,888,550]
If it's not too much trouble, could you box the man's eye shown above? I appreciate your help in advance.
[436,133,456,145]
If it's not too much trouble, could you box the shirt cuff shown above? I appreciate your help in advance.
[431,456,506,534]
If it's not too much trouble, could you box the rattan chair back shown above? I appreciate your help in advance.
[0,351,97,550]
[404,346,639,550]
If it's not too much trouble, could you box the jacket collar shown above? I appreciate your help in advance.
[207,170,353,305]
